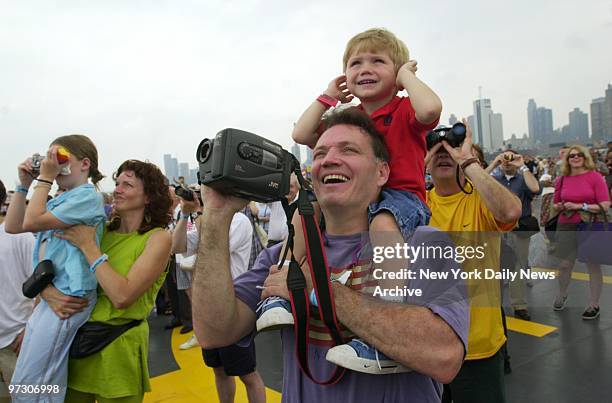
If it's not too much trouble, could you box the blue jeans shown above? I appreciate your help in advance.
[10,291,96,403]
[368,188,430,241]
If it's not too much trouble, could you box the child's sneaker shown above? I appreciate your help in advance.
[326,338,411,375]
[256,296,294,332]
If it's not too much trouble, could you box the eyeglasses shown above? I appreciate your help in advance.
[568,152,584,159]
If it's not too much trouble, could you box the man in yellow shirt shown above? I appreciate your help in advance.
[426,122,521,403]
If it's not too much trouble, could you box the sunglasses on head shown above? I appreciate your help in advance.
[568,152,584,159]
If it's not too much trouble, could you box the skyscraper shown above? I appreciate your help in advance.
[590,84,612,142]
[535,106,553,146]
[472,98,503,151]
[449,114,458,126]
[490,113,504,151]
[291,143,302,164]
[163,154,179,182]
[527,99,537,140]
[568,107,589,142]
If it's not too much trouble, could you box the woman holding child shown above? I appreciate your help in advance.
[43,159,172,402]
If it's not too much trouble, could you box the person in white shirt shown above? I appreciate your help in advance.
[0,180,35,400]
[173,197,265,403]
[266,174,299,247]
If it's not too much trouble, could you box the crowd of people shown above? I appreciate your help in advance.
[1,27,611,403]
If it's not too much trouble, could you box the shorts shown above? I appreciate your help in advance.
[175,267,193,291]
[368,188,430,241]
[202,341,256,377]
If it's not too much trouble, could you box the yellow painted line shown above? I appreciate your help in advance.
[144,329,282,403]
[506,316,557,337]
[532,267,612,285]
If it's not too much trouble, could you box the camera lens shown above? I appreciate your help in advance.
[197,139,212,163]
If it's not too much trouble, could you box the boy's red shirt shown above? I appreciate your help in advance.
[358,96,438,203]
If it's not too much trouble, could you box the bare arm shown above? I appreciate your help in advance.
[522,168,541,194]
[192,187,255,348]
[171,217,188,254]
[57,227,172,309]
[396,61,442,125]
[333,284,463,383]
[171,197,200,254]
[292,75,354,148]
[462,163,522,224]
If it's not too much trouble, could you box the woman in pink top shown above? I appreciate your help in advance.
[552,145,610,319]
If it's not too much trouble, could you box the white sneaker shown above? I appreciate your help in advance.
[179,334,199,350]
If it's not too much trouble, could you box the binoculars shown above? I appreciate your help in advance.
[426,123,467,150]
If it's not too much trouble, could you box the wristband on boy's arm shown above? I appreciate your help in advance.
[89,254,109,273]
[316,94,339,110]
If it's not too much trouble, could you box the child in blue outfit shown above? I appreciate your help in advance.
[5,135,106,403]
[256,28,442,374]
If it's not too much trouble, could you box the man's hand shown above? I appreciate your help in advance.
[396,60,418,91]
[508,153,525,169]
[441,118,474,167]
[11,330,25,355]
[324,75,354,104]
[425,142,443,171]
[260,264,290,300]
[201,186,249,214]
[260,260,313,301]
[180,196,201,214]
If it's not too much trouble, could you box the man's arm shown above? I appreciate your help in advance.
[171,197,200,254]
[332,284,464,384]
[462,164,522,224]
[396,61,442,125]
[192,189,255,348]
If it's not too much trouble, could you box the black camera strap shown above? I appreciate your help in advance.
[280,167,346,385]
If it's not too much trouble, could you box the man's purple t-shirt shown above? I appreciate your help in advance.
[234,227,469,403]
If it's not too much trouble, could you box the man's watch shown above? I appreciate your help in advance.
[519,165,529,174]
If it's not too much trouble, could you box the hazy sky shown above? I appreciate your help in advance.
[2,0,611,191]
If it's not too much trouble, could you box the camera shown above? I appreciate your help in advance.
[174,185,194,201]
[503,153,515,162]
[426,122,467,150]
[31,153,44,174]
[196,128,295,203]
[30,147,71,175]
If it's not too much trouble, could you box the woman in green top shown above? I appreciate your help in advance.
[41,160,173,402]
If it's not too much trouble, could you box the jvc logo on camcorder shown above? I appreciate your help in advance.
[268,181,279,189]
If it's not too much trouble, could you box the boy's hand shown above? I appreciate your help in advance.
[396,60,418,90]
[324,75,354,104]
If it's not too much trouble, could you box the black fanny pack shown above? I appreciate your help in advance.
[22,260,55,299]
[70,320,142,359]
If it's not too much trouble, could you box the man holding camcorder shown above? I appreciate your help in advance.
[192,109,469,402]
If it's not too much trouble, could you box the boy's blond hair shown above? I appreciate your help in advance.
[342,28,409,73]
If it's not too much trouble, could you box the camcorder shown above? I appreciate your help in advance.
[426,122,467,150]
[196,128,297,203]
